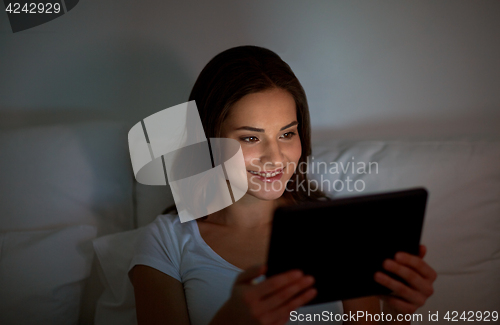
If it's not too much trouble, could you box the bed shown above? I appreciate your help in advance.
[0,118,499,325]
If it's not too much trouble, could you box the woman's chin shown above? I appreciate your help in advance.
[244,176,292,201]
[246,187,286,201]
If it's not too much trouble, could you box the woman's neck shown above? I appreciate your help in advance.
[204,195,289,229]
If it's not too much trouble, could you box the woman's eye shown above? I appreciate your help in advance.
[281,131,296,139]
[241,136,258,142]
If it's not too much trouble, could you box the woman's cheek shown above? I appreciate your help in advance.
[289,139,302,168]
[243,148,260,171]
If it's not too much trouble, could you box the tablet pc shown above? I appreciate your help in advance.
[265,187,428,305]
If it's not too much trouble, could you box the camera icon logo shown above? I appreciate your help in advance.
[128,101,248,222]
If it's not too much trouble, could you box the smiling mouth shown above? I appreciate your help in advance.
[246,167,284,178]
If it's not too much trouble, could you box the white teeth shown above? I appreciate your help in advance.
[248,170,283,178]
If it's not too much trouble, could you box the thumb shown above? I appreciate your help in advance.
[419,245,427,258]
[235,264,267,284]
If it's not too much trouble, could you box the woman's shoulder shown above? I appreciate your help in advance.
[130,213,186,281]
[152,212,181,226]
[146,213,182,234]
[134,213,194,258]
[144,213,195,241]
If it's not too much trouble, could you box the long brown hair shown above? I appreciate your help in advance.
[163,46,329,215]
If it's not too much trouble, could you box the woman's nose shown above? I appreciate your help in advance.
[260,140,285,168]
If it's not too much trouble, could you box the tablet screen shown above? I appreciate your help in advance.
[265,187,428,305]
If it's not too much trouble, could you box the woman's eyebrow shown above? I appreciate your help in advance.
[234,121,298,132]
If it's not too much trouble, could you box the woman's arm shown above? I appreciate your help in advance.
[130,263,317,325]
[342,296,410,324]
[342,296,380,325]
[130,264,191,325]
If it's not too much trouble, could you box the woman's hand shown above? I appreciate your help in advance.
[375,245,437,315]
[210,264,317,325]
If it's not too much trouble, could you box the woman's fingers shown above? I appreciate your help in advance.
[380,295,419,314]
[232,266,318,324]
[260,275,315,311]
[381,259,434,296]
[374,271,427,307]
[394,252,437,282]
[253,269,304,297]
[374,251,437,315]
[261,287,317,324]
[419,245,427,259]
[240,268,316,321]
[280,287,317,313]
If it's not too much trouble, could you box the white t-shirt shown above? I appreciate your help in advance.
[128,214,343,325]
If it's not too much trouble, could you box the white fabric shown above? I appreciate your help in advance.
[0,225,97,325]
[0,121,135,325]
[309,139,500,317]
[93,228,143,325]
[0,121,134,235]
[128,213,343,325]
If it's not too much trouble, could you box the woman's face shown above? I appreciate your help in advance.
[221,88,302,201]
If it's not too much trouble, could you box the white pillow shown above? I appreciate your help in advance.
[0,121,134,235]
[0,225,97,325]
[93,228,144,325]
[309,139,500,315]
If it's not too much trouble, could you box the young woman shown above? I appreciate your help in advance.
[128,46,437,325]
